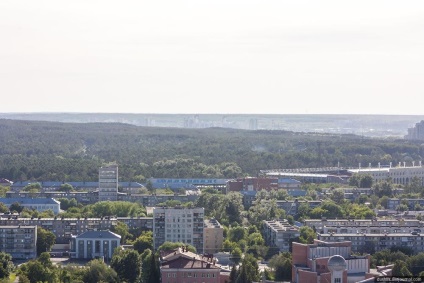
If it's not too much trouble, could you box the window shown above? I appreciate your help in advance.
[335,278,341,283]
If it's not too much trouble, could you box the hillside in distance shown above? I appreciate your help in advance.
[0,118,423,182]
[1,113,424,138]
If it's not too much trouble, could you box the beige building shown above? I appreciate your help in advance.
[204,219,223,254]
[0,225,37,259]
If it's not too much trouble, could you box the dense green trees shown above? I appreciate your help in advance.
[0,252,14,280]
[110,249,141,283]
[133,231,154,254]
[37,227,56,256]
[1,119,423,181]
[268,252,292,281]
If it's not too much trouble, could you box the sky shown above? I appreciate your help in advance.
[0,0,423,115]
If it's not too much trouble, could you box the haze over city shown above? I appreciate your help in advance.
[1,0,423,115]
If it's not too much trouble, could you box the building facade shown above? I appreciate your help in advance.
[0,225,37,259]
[98,165,119,201]
[204,219,223,254]
[153,207,204,253]
[160,247,223,283]
[70,230,121,260]
[292,240,373,283]
[0,198,60,214]
[348,164,424,186]
[262,219,300,252]
[0,216,152,244]
[405,120,424,140]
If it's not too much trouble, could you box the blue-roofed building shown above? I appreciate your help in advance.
[0,198,60,214]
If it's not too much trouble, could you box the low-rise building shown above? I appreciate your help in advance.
[348,164,424,186]
[160,247,224,283]
[262,219,300,252]
[292,240,374,283]
[226,177,278,192]
[204,219,223,254]
[318,232,424,254]
[70,230,121,260]
[303,218,424,234]
[0,225,37,259]
[0,198,60,214]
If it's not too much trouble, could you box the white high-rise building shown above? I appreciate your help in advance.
[153,207,204,253]
[98,164,118,201]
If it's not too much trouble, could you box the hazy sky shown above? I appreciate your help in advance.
[1,1,423,115]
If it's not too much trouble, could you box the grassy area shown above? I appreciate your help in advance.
[8,273,16,283]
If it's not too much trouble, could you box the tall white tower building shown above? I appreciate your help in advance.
[98,164,118,201]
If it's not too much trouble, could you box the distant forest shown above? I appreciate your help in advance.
[0,119,423,182]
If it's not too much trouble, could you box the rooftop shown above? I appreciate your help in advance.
[73,230,121,239]
[0,198,60,205]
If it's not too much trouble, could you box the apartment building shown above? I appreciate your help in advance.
[292,240,373,283]
[98,165,119,201]
[387,198,424,210]
[0,216,152,244]
[204,219,223,254]
[0,225,37,259]
[318,232,424,254]
[276,200,322,216]
[262,219,300,252]
[0,198,61,214]
[153,207,204,253]
[304,218,424,234]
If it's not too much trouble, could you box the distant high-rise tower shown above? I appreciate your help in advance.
[98,164,118,201]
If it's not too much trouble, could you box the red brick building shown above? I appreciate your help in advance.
[292,240,374,283]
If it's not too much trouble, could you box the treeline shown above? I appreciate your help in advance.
[1,119,424,181]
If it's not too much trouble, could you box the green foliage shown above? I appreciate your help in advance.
[36,227,56,256]
[268,252,292,281]
[82,259,119,283]
[309,200,344,219]
[0,203,8,214]
[9,202,24,213]
[133,231,153,254]
[195,192,244,226]
[60,183,74,192]
[374,180,394,198]
[371,250,408,267]
[2,119,424,182]
[156,242,196,254]
[299,226,316,244]
[235,253,260,283]
[343,203,375,219]
[0,252,14,279]
[142,250,160,283]
[110,222,132,244]
[392,260,412,276]
[0,186,8,198]
[247,199,285,227]
[110,249,141,283]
